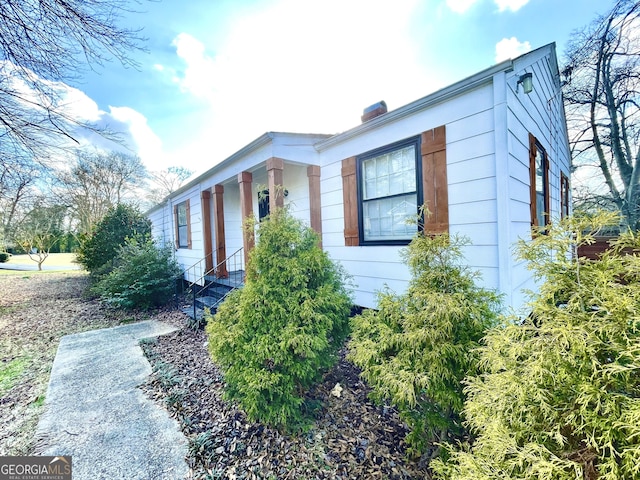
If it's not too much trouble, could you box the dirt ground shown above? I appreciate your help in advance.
[1,272,429,479]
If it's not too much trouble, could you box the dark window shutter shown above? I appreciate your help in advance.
[341,157,359,246]
[421,125,448,234]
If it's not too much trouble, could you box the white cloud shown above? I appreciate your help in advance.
[108,106,167,169]
[1,61,168,171]
[157,0,438,167]
[494,0,530,12]
[446,0,479,14]
[495,37,531,62]
[58,85,102,123]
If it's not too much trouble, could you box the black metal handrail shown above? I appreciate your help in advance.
[188,247,244,320]
[182,251,216,287]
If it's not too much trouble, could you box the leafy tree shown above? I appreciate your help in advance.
[93,237,182,310]
[0,0,145,158]
[12,203,68,270]
[76,204,151,277]
[564,0,640,230]
[433,212,640,480]
[206,207,352,430]
[349,232,501,460]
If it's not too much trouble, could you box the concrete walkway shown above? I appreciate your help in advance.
[35,321,189,480]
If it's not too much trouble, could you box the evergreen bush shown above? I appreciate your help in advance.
[93,237,181,310]
[76,204,151,276]
[349,232,501,459]
[433,212,640,480]
[0,252,10,262]
[206,207,352,430]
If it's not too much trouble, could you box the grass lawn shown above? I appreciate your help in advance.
[0,253,80,274]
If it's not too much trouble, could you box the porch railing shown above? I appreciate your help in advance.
[186,247,244,321]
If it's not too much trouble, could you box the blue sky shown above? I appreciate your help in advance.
[63,0,608,174]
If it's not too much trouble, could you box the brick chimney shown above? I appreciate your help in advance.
[361,101,387,122]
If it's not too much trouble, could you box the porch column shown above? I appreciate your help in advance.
[238,171,254,266]
[201,189,213,273]
[266,157,285,210]
[307,165,322,246]
[213,184,228,278]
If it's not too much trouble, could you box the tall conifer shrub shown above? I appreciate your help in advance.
[434,213,640,480]
[349,232,501,459]
[206,207,352,429]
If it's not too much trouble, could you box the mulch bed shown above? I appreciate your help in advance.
[141,326,431,479]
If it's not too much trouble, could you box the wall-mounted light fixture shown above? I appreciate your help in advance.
[517,72,533,94]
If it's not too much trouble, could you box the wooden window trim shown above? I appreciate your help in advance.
[341,157,359,246]
[421,125,448,234]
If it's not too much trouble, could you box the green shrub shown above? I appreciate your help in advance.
[0,252,10,263]
[349,232,501,460]
[76,204,151,276]
[93,237,181,310]
[433,212,640,480]
[206,207,352,430]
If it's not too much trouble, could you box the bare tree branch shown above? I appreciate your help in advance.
[564,0,640,229]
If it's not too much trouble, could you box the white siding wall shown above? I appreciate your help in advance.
[318,45,570,313]
[500,47,572,313]
[148,204,172,248]
[319,83,502,309]
[222,181,244,265]
[283,164,312,225]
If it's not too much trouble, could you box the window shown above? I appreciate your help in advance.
[560,172,570,219]
[529,134,550,229]
[258,189,270,221]
[174,200,191,248]
[341,125,448,246]
[358,138,420,244]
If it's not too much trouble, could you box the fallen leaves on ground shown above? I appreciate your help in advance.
[142,327,431,479]
[1,272,431,478]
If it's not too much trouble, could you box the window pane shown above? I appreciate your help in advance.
[363,194,417,242]
[178,225,188,247]
[177,203,187,226]
[536,192,545,227]
[362,145,416,201]
[535,150,544,198]
[534,146,547,226]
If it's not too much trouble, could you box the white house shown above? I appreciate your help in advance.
[147,42,571,314]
